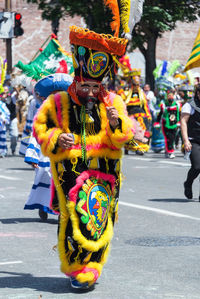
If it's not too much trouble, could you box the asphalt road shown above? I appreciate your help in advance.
[1,147,200,299]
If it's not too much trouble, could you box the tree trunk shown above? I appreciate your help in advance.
[51,18,60,36]
[145,34,157,90]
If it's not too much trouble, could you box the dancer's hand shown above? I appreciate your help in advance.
[58,133,74,149]
[184,139,192,152]
[32,163,39,169]
[106,107,119,128]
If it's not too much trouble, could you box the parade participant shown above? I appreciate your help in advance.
[0,58,10,157]
[24,73,73,221]
[181,84,200,199]
[151,90,165,153]
[2,86,19,155]
[0,97,10,157]
[123,73,152,155]
[19,94,38,156]
[33,25,133,289]
[157,90,180,158]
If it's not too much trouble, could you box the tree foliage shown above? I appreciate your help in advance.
[27,0,200,87]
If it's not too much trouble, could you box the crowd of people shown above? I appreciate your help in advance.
[0,26,199,293]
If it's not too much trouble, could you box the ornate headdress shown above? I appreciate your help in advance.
[69,26,128,82]
[69,0,145,82]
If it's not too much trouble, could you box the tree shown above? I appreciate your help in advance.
[26,0,113,34]
[27,0,200,88]
[130,0,200,88]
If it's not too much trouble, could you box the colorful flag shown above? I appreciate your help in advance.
[184,27,200,72]
[15,37,74,81]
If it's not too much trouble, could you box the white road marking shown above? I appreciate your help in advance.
[0,187,16,191]
[127,156,153,161]
[0,175,22,181]
[0,261,23,265]
[159,160,190,166]
[119,201,200,221]
[126,156,190,167]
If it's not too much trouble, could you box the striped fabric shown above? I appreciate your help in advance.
[0,101,10,157]
[19,97,41,156]
[24,135,55,214]
[184,27,200,72]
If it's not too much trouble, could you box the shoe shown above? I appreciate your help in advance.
[124,149,129,155]
[169,153,175,159]
[12,151,15,156]
[184,182,193,199]
[136,150,144,156]
[165,152,170,158]
[38,209,48,221]
[70,277,90,289]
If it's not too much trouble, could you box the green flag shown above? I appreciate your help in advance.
[15,37,74,80]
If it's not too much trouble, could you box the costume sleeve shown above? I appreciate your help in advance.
[24,98,35,132]
[143,96,152,120]
[24,134,40,165]
[0,102,10,124]
[157,103,164,123]
[106,95,133,148]
[33,93,64,157]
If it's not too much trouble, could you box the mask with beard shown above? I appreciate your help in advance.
[77,95,98,114]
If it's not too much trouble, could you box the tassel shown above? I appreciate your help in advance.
[105,157,109,173]
[95,104,101,118]
[71,157,80,176]
[109,67,113,81]
[85,113,95,135]
[89,49,94,66]
[73,105,80,124]
[80,61,84,83]
[80,105,87,163]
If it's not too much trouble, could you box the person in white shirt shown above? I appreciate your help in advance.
[181,84,200,199]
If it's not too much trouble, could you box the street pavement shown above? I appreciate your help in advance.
[1,145,200,299]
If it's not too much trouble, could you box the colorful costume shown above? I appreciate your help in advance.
[157,98,180,155]
[19,96,40,156]
[0,100,10,157]
[150,91,165,153]
[33,26,133,287]
[24,73,73,219]
[125,82,151,153]
[117,56,151,154]
[0,58,9,157]
[24,134,53,214]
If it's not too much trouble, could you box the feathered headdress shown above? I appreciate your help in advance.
[104,0,145,39]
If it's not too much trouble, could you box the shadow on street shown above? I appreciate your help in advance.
[0,271,95,294]
[0,218,58,224]
[148,198,195,203]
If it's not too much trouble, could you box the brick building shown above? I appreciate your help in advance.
[0,1,199,69]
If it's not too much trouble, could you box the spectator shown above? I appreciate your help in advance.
[2,86,19,155]
[181,84,200,199]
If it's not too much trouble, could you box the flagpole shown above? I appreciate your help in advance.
[30,35,52,62]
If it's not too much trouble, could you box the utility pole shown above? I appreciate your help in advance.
[5,0,12,74]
